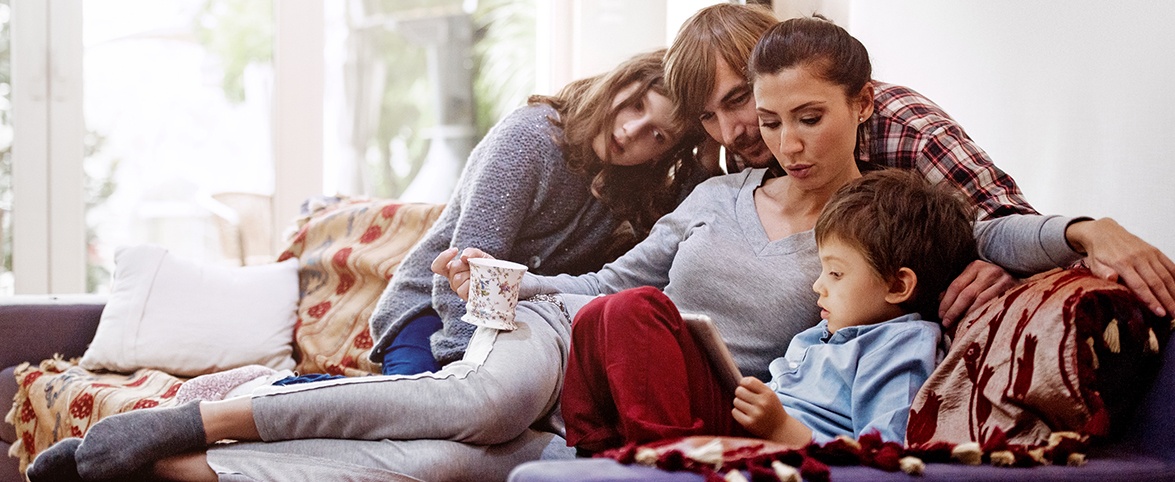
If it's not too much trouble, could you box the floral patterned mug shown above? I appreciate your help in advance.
[461,258,529,331]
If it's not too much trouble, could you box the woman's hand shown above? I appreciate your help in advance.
[1066,218,1175,317]
[938,260,1019,328]
[430,247,495,300]
[732,377,811,446]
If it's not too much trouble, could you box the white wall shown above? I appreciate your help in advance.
[848,0,1175,257]
[538,0,668,94]
[775,0,850,25]
[538,0,723,95]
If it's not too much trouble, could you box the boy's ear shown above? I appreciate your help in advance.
[884,267,917,305]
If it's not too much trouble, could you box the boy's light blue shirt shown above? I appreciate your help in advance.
[766,313,942,444]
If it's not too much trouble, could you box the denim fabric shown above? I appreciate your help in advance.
[381,310,442,376]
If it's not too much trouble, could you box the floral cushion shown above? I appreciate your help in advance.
[6,357,185,472]
[907,268,1170,447]
[278,198,445,376]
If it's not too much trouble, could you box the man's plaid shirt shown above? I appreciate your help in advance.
[857,82,1037,220]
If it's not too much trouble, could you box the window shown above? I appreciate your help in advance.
[83,0,277,291]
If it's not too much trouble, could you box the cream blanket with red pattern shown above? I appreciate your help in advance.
[7,358,184,471]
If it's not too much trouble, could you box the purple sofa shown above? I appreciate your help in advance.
[3,295,1173,482]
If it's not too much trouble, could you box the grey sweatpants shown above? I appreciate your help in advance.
[205,297,583,481]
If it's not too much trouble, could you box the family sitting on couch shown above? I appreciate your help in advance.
[24,4,1175,482]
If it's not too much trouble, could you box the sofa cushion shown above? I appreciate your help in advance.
[277,199,444,376]
[907,268,1169,447]
[78,244,300,377]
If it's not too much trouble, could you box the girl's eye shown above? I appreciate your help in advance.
[759,120,780,130]
[829,271,842,279]
[800,116,821,125]
[653,130,665,143]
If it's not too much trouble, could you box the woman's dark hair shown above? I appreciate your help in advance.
[748,15,872,98]
[529,50,704,250]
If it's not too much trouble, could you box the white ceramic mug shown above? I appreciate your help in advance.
[461,258,528,331]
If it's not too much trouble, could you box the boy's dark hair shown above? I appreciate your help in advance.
[814,170,979,320]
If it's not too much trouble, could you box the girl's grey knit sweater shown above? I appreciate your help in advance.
[368,104,624,365]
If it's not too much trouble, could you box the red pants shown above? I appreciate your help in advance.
[561,286,748,451]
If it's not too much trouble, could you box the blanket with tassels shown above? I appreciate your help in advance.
[598,429,1090,482]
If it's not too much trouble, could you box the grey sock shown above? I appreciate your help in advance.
[76,400,207,480]
[26,437,83,482]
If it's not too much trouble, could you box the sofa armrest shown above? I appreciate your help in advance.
[0,294,106,369]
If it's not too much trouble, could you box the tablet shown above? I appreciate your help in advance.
[681,312,744,393]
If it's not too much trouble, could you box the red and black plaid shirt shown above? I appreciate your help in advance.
[857,82,1037,220]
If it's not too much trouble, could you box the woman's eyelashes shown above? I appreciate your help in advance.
[758,112,822,130]
[795,107,824,125]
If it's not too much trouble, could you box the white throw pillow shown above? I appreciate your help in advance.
[80,244,300,377]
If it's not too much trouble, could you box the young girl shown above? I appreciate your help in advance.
[371,48,705,375]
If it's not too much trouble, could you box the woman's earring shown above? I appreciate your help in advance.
[858,116,864,122]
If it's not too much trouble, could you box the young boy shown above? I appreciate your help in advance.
[732,169,978,446]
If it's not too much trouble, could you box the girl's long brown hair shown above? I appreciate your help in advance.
[528,49,704,251]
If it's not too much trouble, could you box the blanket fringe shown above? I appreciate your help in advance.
[599,428,1091,481]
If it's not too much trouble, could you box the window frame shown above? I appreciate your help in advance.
[9,0,324,294]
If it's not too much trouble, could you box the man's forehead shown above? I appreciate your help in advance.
[704,57,750,111]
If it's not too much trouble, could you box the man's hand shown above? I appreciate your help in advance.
[1067,218,1175,318]
[732,377,811,447]
[939,260,1019,328]
[430,247,494,300]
